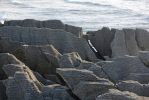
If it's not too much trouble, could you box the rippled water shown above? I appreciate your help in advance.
[0,0,149,31]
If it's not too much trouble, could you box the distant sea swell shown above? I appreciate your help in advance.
[0,0,149,31]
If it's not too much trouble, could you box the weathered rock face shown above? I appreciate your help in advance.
[117,80,149,97]
[87,27,115,57]
[4,19,83,37]
[0,26,97,61]
[0,81,7,100]
[13,45,62,75]
[123,29,139,56]
[59,52,82,68]
[135,28,149,50]
[78,61,108,79]
[56,68,114,100]
[111,30,128,57]
[0,53,23,79]
[139,51,149,67]
[96,89,148,100]
[4,19,65,29]
[102,56,149,83]
[42,84,75,100]
[65,24,83,38]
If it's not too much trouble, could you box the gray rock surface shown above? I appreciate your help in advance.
[135,28,149,50]
[73,81,114,100]
[0,26,97,61]
[123,29,139,56]
[102,56,149,83]
[4,19,83,37]
[111,30,128,57]
[56,68,114,100]
[0,80,7,100]
[96,89,149,100]
[87,27,115,57]
[59,52,82,68]
[117,80,149,97]
[139,51,149,67]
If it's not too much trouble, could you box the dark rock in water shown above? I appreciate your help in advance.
[59,52,82,68]
[4,19,83,37]
[65,24,83,37]
[86,27,115,57]
[0,80,7,100]
[117,80,149,97]
[102,56,149,83]
[96,89,148,100]
[0,26,97,61]
[135,28,149,50]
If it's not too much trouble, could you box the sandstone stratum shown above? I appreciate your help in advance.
[0,19,149,100]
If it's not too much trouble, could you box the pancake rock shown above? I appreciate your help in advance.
[0,26,96,61]
[117,80,149,97]
[56,68,114,100]
[96,89,149,100]
[4,19,83,37]
[102,56,149,83]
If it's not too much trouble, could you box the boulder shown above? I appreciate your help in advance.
[102,56,149,83]
[73,81,114,100]
[139,51,149,67]
[111,30,128,57]
[135,28,149,50]
[0,26,97,61]
[59,52,82,68]
[117,80,149,97]
[96,89,148,100]
[123,29,139,56]
[65,24,83,37]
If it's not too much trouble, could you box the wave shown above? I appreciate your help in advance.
[64,0,113,7]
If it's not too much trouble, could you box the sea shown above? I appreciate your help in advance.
[0,0,149,31]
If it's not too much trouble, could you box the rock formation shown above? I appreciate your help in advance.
[0,19,149,100]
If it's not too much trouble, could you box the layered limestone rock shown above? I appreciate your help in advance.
[59,52,82,68]
[139,51,149,67]
[111,30,128,57]
[0,26,96,61]
[56,68,114,100]
[135,28,149,50]
[102,56,149,83]
[87,27,115,57]
[4,19,83,37]
[96,89,149,100]
[117,80,149,97]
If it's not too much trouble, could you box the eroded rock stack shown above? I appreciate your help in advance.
[0,19,149,100]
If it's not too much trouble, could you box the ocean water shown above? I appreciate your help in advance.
[0,0,149,31]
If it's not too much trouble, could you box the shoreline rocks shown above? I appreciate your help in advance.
[0,19,149,100]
